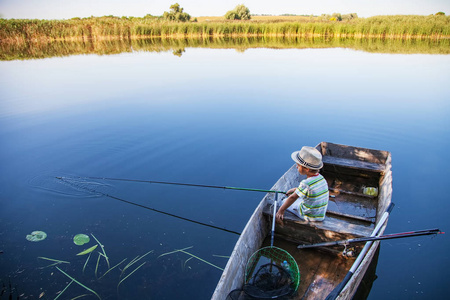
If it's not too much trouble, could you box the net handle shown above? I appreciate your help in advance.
[270,192,278,247]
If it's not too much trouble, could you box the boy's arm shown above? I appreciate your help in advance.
[276,192,299,221]
[286,187,296,195]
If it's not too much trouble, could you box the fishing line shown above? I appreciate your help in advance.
[57,176,287,195]
[56,177,241,236]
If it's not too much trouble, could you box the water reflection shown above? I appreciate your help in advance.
[1,36,449,60]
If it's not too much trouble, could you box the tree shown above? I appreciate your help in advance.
[225,4,251,20]
[163,3,191,22]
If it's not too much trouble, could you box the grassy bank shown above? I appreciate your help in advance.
[1,15,449,43]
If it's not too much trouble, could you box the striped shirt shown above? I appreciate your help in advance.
[293,174,329,221]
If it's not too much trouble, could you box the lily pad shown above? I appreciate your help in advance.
[26,231,47,242]
[73,234,90,246]
[77,245,98,256]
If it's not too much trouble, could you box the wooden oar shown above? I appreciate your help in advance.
[324,202,395,300]
[298,228,442,249]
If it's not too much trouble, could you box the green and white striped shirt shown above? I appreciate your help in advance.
[294,174,329,221]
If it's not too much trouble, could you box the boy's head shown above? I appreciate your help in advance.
[291,146,323,172]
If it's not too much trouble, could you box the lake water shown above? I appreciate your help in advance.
[0,42,449,299]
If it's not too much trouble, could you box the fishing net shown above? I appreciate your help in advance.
[227,246,300,299]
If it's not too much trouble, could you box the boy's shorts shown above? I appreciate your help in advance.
[279,198,306,221]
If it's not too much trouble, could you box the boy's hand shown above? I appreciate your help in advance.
[276,209,284,224]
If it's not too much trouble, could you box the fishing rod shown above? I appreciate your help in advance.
[298,228,443,249]
[56,176,287,195]
[56,177,241,236]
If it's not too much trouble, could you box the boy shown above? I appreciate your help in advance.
[276,146,329,222]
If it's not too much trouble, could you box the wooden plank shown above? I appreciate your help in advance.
[323,156,385,173]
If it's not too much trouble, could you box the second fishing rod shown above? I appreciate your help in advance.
[56,176,288,195]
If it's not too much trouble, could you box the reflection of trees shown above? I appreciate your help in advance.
[172,48,185,57]
[1,37,449,61]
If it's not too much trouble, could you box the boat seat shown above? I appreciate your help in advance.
[263,205,374,245]
[322,156,385,173]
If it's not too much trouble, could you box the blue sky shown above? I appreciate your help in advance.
[0,0,449,19]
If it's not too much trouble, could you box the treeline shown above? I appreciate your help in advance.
[1,14,449,43]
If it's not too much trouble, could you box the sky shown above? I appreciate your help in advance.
[0,0,449,20]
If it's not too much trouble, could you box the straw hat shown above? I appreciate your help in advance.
[291,146,323,170]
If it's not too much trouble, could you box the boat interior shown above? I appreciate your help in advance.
[260,142,392,299]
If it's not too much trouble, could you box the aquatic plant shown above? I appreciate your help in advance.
[91,234,110,269]
[53,279,73,300]
[158,246,223,271]
[117,261,146,292]
[120,250,154,278]
[82,252,91,274]
[26,231,47,242]
[73,234,90,245]
[179,250,224,271]
[55,266,101,300]
[98,258,127,279]
[76,245,98,256]
[37,256,70,268]
[157,246,193,259]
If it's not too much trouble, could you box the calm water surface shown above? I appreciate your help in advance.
[0,47,449,299]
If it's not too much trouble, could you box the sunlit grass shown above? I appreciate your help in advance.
[0,15,448,43]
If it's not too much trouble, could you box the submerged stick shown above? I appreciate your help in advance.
[55,267,101,300]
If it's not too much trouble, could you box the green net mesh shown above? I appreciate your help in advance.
[242,246,300,298]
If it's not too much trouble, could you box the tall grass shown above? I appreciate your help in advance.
[1,15,449,43]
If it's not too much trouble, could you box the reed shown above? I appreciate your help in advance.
[54,280,73,300]
[120,250,154,278]
[1,15,449,43]
[91,234,109,269]
[55,266,101,300]
[98,258,127,280]
[37,256,70,269]
[117,262,146,292]
[179,250,224,271]
[82,252,91,274]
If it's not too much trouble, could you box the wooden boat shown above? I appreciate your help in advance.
[212,142,392,300]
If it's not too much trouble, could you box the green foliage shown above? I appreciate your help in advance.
[163,3,191,22]
[322,12,357,22]
[436,12,445,16]
[0,14,449,45]
[225,4,251,20]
